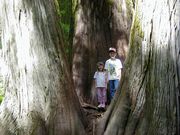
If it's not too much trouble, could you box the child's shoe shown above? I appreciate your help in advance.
[98,104,102,108]
[101,104,105,108]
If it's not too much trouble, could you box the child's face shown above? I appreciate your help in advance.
[109,51,116,58]
[98,64,104,71]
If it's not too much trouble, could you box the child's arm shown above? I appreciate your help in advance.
[105,71,108,87]
[117,59,123,80]
[117,68,121,80]
[93,72,97,87]
[93,79,97,88]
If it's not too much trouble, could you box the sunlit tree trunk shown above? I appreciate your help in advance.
[0,0,86,134]
[97,0,179,134]
[72,0,133,104]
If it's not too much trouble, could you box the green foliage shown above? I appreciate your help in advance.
[57,0,72,58]
[0,77,4,104]
[58,0,71,40]
[107,0,114,6]
[59,18,70,42]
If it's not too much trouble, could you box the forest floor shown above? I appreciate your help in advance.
[82,103,107,135]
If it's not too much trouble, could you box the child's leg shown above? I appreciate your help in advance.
[114,79,119,92]
[101,87,107,108]
[109,80,115,101]
[110,79,120,100]
[97,87,102,107]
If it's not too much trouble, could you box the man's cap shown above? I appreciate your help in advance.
[109,47,116,52]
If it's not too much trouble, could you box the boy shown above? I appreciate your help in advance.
[105,47,123,102]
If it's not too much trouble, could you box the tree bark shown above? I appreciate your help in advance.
[1,0,179,134]
[72,0,133,104]
[97,0,179,134]
[0,0,86,134]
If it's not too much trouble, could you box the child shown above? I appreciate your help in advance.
[94,62,108,109]
[105,47,123,102]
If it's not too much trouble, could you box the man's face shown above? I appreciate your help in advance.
[109,51,116,58]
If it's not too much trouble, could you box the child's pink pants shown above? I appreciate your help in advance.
[96,87,107,104]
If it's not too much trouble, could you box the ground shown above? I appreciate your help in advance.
[82,103,107,135]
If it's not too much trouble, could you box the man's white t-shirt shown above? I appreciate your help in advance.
[94,71,107,87]
[105,58,123,80]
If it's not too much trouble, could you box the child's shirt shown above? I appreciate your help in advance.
[94,71,107,88]
[105,58,123,80]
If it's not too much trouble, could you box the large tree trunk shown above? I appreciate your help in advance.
[72,0,133,104]
[0,0,86,134]
[97,0,179,134]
